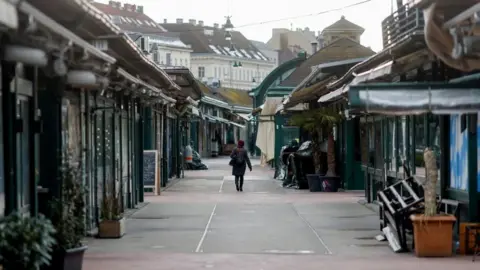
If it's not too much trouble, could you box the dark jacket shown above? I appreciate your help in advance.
[230,147,252,176]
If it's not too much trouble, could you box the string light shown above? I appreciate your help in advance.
[163,0,373,34]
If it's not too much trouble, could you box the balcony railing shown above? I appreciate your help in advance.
[382,1,425,48]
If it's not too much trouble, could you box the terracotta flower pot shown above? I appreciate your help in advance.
[410,214,456,257]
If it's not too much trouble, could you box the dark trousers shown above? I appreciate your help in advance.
[235,175,244,189]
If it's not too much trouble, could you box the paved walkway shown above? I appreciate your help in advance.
[84,157,478,270]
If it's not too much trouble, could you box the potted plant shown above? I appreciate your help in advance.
[98,183,126,238]
[48,152,88,270]
[289,108,342,191]
[0,212,56,270]
[410,148,456,257]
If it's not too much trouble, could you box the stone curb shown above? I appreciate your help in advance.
[358,199,380,213]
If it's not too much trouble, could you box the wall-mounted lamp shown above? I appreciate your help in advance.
[225,31,232,41]
[3,45,48,67]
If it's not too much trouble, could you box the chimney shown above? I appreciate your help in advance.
[280,33,288,51]
[137,5,143,13]
[123,3,131,10]
[115,1,121,8]
[198,20,204,26]
[108,1,115,6]
[189,19,196,25]
[213,23,219,28]
[132,4,136,11]
[164,19,167,23]
[311,41,318,54]
[176,18,183,24]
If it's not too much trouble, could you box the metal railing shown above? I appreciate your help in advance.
[382,1,425,48]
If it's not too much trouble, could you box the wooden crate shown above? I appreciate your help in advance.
[459,222,480,254]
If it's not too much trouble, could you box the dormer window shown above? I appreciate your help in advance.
[204,29,214,36]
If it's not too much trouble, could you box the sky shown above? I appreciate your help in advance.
[97,0,393,52]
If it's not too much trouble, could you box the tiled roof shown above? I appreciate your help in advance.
[323,16,364,32]
[160,23,270,61]
[279,38,375,87]
[92,2,166,33]
[216,88,253,107]
[197,80,217,97]
[250,40,270,51]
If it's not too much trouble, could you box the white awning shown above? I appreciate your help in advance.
[237,113,252,121]
[229,121,246,129]
[117,68,175,103]
[0,0,18,29]
[214,116,230,124]
[191,106,200,116]
[424,2,480,72]
[256,97,283,164]
[318,61,394,104]
[18,2,115,64]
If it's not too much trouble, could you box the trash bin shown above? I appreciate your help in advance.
[306,174,323,192]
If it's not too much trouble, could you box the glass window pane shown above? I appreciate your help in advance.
[16,98,30,207]
[367,120,375,166]
[105,112,113,193]
[374,120,383,169]
[398,116,407,173]
[95,112,104,212]
[414,115,426,176]
[388,118,395,171]
[0,93,4,216]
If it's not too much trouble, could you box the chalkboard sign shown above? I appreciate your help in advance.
[143,150,158,194]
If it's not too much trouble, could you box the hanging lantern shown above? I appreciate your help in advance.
[224,31,232,41]
[229,43,236,51]
[223,16,234,31]
[237,61,242,67]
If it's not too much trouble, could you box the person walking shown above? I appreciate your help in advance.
[230,140,252,192]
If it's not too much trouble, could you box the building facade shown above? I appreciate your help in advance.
[267,27,317,56]
[161,20,276,90]
[92,1,192,69]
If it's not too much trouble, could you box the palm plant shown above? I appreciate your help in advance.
[289,108,342,176]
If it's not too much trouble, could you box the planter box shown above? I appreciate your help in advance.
[410,214,456,257]
[98,217,126,238]
[49,245,88,270]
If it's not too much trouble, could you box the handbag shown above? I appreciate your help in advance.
[229,149,237,166]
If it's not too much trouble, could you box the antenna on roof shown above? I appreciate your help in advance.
[290,23,293,31]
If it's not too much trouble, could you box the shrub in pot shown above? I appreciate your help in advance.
[410,148,456,257]
[0,212,56,270]
[47,152,88,270]
[98,191,125,239]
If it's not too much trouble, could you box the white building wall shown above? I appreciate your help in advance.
[155,47,191,68]
[258,49,279,67]
[191,55,276,90]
